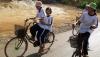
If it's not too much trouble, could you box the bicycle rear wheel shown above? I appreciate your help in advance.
[4,37,28,57]
[43,32,55,53]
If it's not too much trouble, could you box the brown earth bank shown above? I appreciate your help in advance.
[0,1,100,38]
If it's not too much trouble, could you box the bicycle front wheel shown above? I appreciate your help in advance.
[72,50,81,57]
[4,37,28,57]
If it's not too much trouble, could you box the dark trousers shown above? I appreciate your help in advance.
[77,32,90,55]
[37,29,49,44]
[30,24,49,44]
[30,24,42,38]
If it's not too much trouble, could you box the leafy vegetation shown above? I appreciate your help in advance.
[56,0,100,9]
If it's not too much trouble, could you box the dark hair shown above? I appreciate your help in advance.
[46,7,52,14]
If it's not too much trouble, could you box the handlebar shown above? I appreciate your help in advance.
[24,18,34,27]
[24,17,43,26]
[24,18,33,31]
[25,18,35,22]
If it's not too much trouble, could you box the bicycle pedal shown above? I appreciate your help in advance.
[33,41,40,47]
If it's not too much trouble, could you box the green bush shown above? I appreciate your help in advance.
[79,0,100,9]
[79,1,89,9]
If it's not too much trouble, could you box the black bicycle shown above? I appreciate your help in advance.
[71,19,85,57]
[4,18,55,57]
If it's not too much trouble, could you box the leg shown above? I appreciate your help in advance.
[83,32,90,55]
[37,29,45,44]
[41,30,49,44]
[77,33,84,50]
[37,29,45,53]
[77,33,84,56]
[30,24,40,40]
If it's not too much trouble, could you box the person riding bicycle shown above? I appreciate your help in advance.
[30,1,45,41]
[77,2,98,57]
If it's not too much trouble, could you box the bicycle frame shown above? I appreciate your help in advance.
[23,19,36,44]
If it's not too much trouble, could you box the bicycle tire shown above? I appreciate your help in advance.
[4,37,28,57]
[43,32,55,53]
[72,50,81,57]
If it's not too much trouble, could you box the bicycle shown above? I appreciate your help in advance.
[68,16,83,57]
[4,18,55,57]
[71,17,88,57]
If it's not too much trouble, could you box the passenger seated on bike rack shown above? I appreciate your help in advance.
[77,2,98,57]
[37,7,53,53]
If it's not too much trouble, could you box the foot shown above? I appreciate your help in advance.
[38,47,44,53]
[33,41,40,47]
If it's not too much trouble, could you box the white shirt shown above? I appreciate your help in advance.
[38,16,53,32]
[36,8,46,29]
[43,16,53,32]
[36,8,45,18]
[79,12,98,33]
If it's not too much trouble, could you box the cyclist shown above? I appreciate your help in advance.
[30,1,45,41]
[77,2,98,57]
[38,7,53,53]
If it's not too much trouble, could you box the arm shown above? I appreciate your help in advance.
[43,17,53,26]
[39,17,53,26]
[90,17,98,29]
[46,17,53,26]
[76,13,84,25]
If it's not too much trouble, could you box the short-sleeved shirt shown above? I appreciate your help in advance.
[79,12,98,33]
[43,16,53,32]
[36,8,46,29]
[36,8,45,18]
[38,16,53,32]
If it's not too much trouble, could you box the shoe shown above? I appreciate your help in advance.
[33,41,40,47]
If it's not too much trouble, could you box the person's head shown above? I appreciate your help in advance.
[87,2,97,15]
[45,7,52,16]
[85,4,89,10]
[35,1,42,10]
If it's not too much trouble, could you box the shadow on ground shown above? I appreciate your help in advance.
[26,53,42,57]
